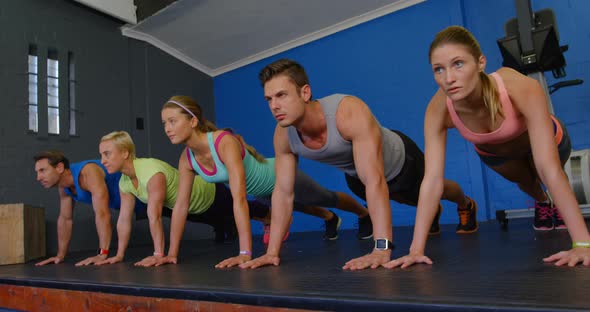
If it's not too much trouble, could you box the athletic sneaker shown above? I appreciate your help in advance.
[324,212,341,240]
[552,205,567,230]
[456,196,478,234]
[533,202,554,231]
[357,214,373,240]
[429,204,442,235]
[263,219,291,245]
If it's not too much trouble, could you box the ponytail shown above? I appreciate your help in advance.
[223,129,267,163]
[199,120,218,132]
[480,72,503,126]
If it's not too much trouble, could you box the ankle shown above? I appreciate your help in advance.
[537,198,550,204]
[325,211,336,221]
[458,196,470,210]
[536,191,551,204]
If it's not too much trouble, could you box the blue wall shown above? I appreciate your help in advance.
[214,0,590,233]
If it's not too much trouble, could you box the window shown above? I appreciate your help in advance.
[27,47,76,136]
[47,50,59,135]
[28,45,38,132]
[68,52,76,136]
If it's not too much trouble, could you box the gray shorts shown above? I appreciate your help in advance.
[256,169,339,209]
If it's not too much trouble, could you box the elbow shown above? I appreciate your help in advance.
[537,164,567,186]
[58,214,73,224]
[230,187,248,203]
[234,194,248,208]
[94,207,111,219]
[147,209,163,224]
[116,221,127,232]
[117,211,132,226]
[271,189,294,209]
[363,174,387,193]
[420,175,444,199]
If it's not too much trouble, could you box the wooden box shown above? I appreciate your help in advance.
[0,204,45,265]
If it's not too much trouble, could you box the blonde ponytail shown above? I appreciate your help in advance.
[199,120,218,132]
[479,72,503,126]
[228,131,267,163]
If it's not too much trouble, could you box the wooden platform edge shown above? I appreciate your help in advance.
[0,284,322,312]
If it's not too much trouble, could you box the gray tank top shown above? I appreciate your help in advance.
[287,94,404,181]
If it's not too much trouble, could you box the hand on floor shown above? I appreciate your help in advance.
[152,256,177,266]
[543,247,590,267]
[95,255,124,266]
[35,256,64,266]
[215,254,251,269]
[75,255,107,266]
[134,255,162,267]
[342,250,390,270]
[239,254,280,269]
[382,253,433,269]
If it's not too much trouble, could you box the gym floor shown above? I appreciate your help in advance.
[0,219,588,312]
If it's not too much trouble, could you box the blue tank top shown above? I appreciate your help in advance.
[64,160,146,212]
[187,132,276,198]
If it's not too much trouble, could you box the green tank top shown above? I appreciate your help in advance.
[119,158,215,214]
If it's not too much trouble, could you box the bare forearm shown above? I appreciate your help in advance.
[410,179,443,254]
[234,198,252,253]
[56,217,72,259]
[115,220,131,258]
[94,211,112,250]
[267,191,294,256]
[168,208,188,257]
[149,218,166,254]
[364,178,392,241]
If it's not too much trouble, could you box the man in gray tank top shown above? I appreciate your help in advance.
[241,59,477,271]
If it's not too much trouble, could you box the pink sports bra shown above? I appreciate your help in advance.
[446,72,527,145]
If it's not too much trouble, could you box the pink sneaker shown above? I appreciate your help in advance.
[533,202,554,231]
[263,219,291,244]
[552,205,567,230]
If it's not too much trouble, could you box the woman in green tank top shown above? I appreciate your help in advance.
[96,131,271,267]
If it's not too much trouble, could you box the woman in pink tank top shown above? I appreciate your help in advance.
[384,26,590,270]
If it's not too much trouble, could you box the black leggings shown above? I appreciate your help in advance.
[162,183,270,229]
[345,130,425,206]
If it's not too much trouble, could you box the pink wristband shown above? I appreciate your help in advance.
[153,252,164,257]
[239,250,251,256]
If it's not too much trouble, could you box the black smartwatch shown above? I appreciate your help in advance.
[374,238,394,251]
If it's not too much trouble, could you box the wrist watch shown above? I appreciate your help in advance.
[374,238,394,251]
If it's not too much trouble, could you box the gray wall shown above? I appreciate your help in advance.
[0,0,216,255]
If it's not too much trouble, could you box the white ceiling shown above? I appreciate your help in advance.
[121,0,424,77]
[75,0,137,24]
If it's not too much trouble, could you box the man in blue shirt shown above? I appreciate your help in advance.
[33,150,146,266]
